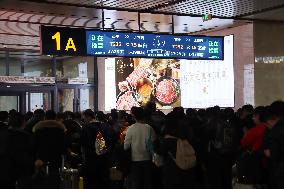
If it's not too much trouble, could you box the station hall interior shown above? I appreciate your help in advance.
[1,0,284,112]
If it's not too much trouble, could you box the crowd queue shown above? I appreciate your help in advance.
[1,101,284,189]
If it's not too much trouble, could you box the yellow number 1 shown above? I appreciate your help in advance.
[52,32,61,50]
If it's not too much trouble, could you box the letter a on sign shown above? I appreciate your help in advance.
[65,38,77,52]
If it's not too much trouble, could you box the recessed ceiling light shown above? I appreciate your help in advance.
[129,19,135,21]
[156,21,161,23]
[117,18,123,21]
[183,24,188,25]
[105,17,111,19]
[142,20,148,22]
[199,25,203,26]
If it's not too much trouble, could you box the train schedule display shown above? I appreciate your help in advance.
[41,26,224,60]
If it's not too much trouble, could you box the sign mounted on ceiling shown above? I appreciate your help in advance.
[40,26,224,60]
[40,26,86,56]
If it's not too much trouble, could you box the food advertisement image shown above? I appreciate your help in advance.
[104,35,234,111]
[115,58,181,110]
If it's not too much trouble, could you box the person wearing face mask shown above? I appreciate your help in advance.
[263,101,284,189]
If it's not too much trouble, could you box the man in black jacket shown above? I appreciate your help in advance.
[0,112,34,189]
[81,109,111,189]
[264,101,284,189]
[33,110,66,189]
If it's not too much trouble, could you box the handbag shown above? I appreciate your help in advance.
[152,153,164,167]
[110,167,123,181]
[146,127,163,167]
[146,127,154,155]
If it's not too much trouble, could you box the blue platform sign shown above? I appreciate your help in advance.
[86,30,223,60]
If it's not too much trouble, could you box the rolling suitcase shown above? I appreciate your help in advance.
[61,168,79,189]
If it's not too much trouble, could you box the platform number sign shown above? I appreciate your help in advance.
[52,32,77,52]
[41,26,86,56]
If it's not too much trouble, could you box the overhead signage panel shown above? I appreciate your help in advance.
[86,31,223,60]
[41,26,224,60]
[40,26,86,56]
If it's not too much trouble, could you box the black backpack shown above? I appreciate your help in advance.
[236,150,263,184]
[209,119,237,154]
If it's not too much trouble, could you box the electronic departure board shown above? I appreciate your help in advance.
[86,31,223,60]
[41,26,224,60]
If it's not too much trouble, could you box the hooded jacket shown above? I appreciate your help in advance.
[33,120,66,168]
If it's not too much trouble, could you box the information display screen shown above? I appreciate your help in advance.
[103,35,234,111]
[40,26,224,60]
[86,31,223,60]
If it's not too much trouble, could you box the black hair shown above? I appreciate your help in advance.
[242,104,254,113]
[163,112,178,136]
[9,109,17,117]
[131,107,144,121]
[9,112,24,128]
[24,111,34,122]
[253,106,266,123]
[265,101,284,120]
[173,107,185,119]
[186,108,197,117]
[223,107,235,120]
[145,101,156,113]
[96,111,107,122]
[45,110,56,120]
[83,109,94,119]
[64,111,74,120]
[111,109,118,121]
[34,109,45,116]
[118,110,126,120]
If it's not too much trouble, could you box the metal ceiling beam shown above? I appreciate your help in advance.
[145,0,187,11]
[20,0,234,19]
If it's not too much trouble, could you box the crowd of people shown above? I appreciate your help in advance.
[1,100,284,189]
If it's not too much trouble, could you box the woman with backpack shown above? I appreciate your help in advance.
[156,112,196,189]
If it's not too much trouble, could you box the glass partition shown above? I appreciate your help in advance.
[0,57,6,76]
[56,56,94,83]
[9,58,21,76]
[58,88,75,112]
[24,58,53,77]
[79,88,95,111]
[0,96,19,111]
